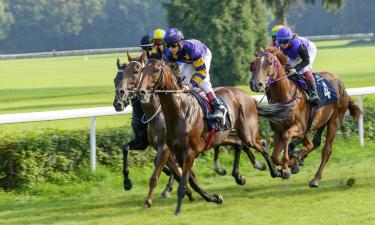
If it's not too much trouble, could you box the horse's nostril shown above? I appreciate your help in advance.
[258,82,263,88]
[120,90,125,96]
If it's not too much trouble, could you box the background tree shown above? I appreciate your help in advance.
[164,0,267,86]
[264,0,345,24]
[0,0,13,41]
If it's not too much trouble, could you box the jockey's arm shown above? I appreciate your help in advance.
[190,57,207,87]
[294,44,310,73]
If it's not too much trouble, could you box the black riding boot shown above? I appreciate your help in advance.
[208,97,227,120]
[307,79,320,104]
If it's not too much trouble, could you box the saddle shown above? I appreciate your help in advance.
[188,90,231,131]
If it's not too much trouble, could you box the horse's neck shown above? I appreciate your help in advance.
[269,76,298,103]
[141,95,160,117]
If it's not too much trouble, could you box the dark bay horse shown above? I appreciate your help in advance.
[113,54,189,204]
[115,53,266,207]
[137,59,293,215]
[249,48,362,187]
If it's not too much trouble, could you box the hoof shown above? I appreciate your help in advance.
[254,161,267,171]
[309,179,319,188]
[175,211,180,216]
[160,190,171,198]
[214,168,227,176]
[299,159,305,166]
[281,170,290,179]
[144,199,152,208]
[291,165,300,174]
[124,179,133,191]
[214,194,224,204]
[235,176,246,185]
[187,194,195,202]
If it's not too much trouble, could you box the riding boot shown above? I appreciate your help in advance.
[206,92,226,120]
[304,71,320,104]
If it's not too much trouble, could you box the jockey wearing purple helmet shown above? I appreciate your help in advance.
[164,28,227,120]
[276,26,320,103]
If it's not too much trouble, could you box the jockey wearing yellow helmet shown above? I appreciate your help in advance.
[269,25,284,48]
[149,28,166,59]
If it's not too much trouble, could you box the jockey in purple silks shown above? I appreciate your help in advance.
[276,26,320,104]
[163,28,227,120]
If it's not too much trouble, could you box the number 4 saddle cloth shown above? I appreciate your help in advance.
[289,73,338,109]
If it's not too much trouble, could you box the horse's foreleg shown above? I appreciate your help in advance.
[310,116,341,188]
[175,151,196,216]
[161,173,174,199]
[213,146,227,175]
[188,169,224,203]
[289,136,313,174]
[122,144,132,191]
[242,145,266,171]
[232,145,246,185]
[252,140,281,178]
[281,125,302,179]
[144,145,170,208]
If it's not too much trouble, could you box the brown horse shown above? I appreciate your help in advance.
[249,48,362,187]
[115,53,267,207]
[137,59,293,215]
[114,54,194,204]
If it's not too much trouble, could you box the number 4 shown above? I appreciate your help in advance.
[322,82,331,99]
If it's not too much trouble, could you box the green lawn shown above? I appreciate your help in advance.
[1,40,375,132]
[0,139,374,225]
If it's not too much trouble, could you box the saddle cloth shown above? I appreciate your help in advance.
[289,73,338,109]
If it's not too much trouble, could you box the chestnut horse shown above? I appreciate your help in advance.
[137,59,293,215]
[115,53,266,207]
[249,48,362,187]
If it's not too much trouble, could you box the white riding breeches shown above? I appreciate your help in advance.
[179,48,214,93]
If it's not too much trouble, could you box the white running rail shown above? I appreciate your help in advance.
[0,87,375,172]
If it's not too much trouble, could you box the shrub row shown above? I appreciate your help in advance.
[0,104,373,190]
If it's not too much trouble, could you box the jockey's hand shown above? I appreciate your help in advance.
[286,68,296,76]
[181,84,191,92]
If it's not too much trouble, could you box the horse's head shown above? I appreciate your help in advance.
[113,52,145,111]
[137,59,179,103]
[249,49,283,93]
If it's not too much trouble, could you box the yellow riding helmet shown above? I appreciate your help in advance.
[151,28,166,43]
[271,25,284,37]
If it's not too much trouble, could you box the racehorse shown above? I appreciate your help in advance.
[137,58,293,215]
[114,53,266,207]
[113,55,188,203]
[249,47,362,187]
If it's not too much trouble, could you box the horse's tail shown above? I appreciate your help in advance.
[348,97,363,121]
[256,102,294,124]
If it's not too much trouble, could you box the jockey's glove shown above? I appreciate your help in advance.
[286,68,296,76]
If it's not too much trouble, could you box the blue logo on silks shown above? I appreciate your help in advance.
[313,73,338,109]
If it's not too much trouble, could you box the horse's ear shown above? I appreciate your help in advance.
[254,51,260,57]
[116,58,121,69]
[259,47,265,53]
[138,51,145,63]
[127,51,133,62]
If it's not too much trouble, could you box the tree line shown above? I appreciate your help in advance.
[2,0,373,86]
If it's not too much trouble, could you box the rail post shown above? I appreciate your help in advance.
[90,116,96,172]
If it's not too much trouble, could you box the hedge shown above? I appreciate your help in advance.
[0,105,374,190]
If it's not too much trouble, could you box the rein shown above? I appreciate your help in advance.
[141,105,162,124]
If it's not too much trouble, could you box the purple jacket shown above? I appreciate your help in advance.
[280,37,310,60]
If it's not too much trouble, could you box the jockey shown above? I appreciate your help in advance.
[139,34,152,63]
[149,28,166,59]
[276,26,320,104]
[269,24,284,48]
[126,35,152,151]
[163,28,227,120]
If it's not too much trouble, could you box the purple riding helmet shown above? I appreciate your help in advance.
[276,26,293,41]
[165,28,184,43]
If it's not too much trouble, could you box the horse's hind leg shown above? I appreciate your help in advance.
[188,169,223,203]
[232,145,246,185]
[161,173,174,198]
[213,146,227,175]
[309,114,342,188]
[242,145,266,171]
